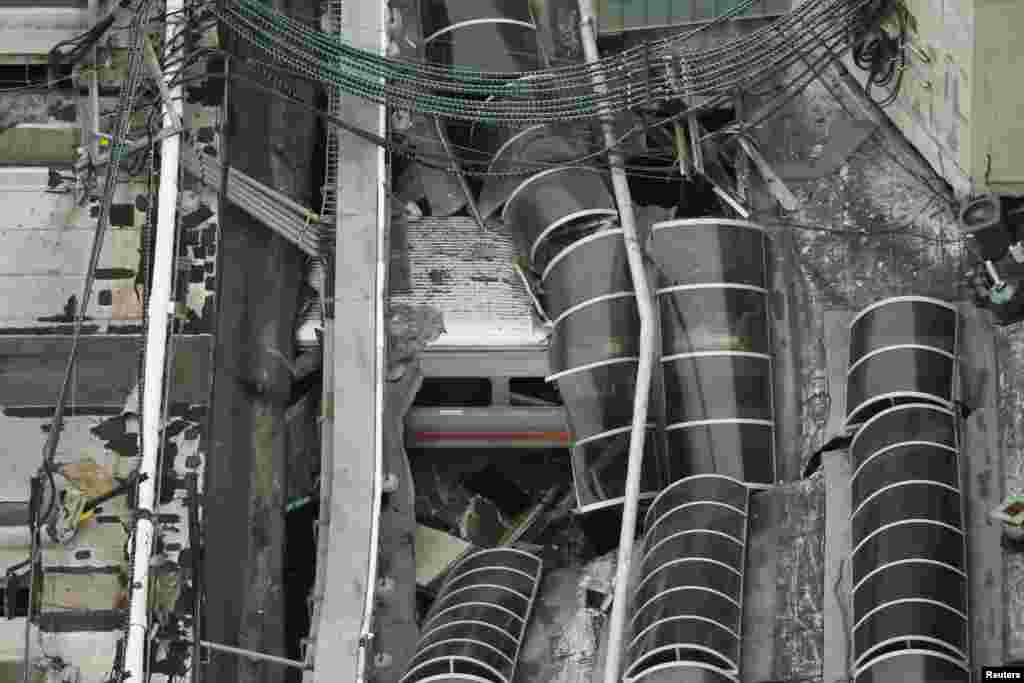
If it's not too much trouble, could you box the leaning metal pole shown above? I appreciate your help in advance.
[576,3,658,682]
[123,0,185,678]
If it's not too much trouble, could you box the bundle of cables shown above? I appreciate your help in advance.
[851,0,909,107]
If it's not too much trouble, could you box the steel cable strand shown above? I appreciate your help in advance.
[219,3,643,109]
[217,0,856,99]
[218,0,856,109]
[254,2,867,119]
[215,11,847,124]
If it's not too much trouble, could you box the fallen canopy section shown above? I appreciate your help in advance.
[848,402,969,680]
[486,147,662,515]
[402,548,543,683]
[625,474,749,682]
[476,124,592,219]
[422,0,542,73]
[502,166,618,272]
[540,229,661,514]
[845,296,959,428]
[648,219,776,487]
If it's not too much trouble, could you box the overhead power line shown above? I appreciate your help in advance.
[208,0,884,124]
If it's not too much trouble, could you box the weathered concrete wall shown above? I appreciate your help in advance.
[0,14,221,680]
[838,0,974,196]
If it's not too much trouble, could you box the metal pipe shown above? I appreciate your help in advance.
[87,0,99,164]
[576,3,657,682]
[200,640,307,670]
[187,473,203,683]
[123,0,184,677]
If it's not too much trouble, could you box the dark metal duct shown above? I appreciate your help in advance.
[502,166,618,271]
[848,402,969,679]
[539,223,660,513]
[845,296,959,428]
[476,124,592,219]
[625,474,749,682]
[541,229,633,321]
[649,219,776,487]
[402,548,542,683]
[853,649,970,683]
[422,0,541,73]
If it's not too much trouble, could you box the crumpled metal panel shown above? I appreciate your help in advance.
[389,217,547,347]
[571,426,662,514]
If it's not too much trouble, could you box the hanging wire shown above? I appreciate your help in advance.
[202,0,879,123]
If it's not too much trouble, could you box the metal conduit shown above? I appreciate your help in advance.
[181,146,322,256]
[576,3,658,681]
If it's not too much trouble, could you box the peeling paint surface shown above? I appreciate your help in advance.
[0,14,220,679]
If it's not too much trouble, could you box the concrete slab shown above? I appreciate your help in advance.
[741,489,782,683]
[0,334,211,407]
[372,366,423,683]
[957,303,1005,667]
[824,309,856,439]
[769,224,807,482]
[742,480,826,683]
[309,0,386,680]
[823,449,852,683]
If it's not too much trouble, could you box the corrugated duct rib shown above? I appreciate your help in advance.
[648,219,777,487]
[401,548,543,683]
[844,296,959,429]
[421,0,541,73]
[844,296,970,683]
[624,474,749,682]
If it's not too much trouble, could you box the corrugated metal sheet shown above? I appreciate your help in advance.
[390,217,548,347]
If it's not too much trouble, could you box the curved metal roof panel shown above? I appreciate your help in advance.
[845,297,958,427]
[626,475,749,682]
[403,548,542,683]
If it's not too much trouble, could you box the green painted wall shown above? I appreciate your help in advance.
[972,0,1024,192]
[0,126,79,165]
